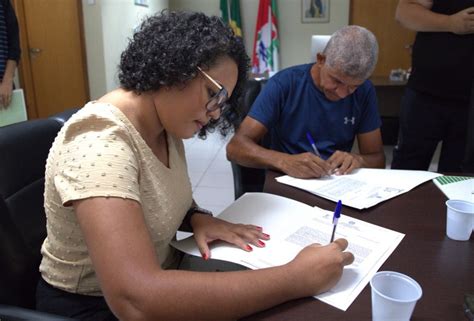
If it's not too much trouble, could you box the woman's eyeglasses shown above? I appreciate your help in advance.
[197,66,229,113]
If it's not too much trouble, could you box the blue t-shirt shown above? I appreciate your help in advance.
[248,64,381,160]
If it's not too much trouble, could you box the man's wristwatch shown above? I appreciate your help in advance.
[186,206,213,217]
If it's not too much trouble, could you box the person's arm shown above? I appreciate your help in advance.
[326,128,385,175]
[226,116,331,178]
[0,60,17,108]
[395,0,474,34]
[73,196,354,320]
[0,1,21,109]
[356,128,386,168]
[5,0,20,62]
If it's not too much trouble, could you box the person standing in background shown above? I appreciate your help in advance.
[462,82,474,172]
[392,0,474,172]
[0,0,20,110]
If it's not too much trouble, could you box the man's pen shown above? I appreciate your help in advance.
[306,132,321,158]
[330,200,342,243]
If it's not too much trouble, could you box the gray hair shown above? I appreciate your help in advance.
[323,25,378,80]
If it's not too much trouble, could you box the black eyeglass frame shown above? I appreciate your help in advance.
[197,66,230,113]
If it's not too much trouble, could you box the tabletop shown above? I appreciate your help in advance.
[241,170,473,321]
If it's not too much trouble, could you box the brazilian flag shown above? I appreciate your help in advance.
[220,0,242,37]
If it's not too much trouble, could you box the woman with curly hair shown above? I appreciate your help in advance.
[36,10,353,320]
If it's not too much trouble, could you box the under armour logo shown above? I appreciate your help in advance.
[344,117,355,125]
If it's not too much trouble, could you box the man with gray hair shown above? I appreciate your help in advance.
[227,25,385,178]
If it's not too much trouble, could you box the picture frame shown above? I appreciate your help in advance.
[301,0,330,23]
[134,0,149,7]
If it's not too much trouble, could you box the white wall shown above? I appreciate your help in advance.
[82,1,106,100]
[82,0,349,99]
[82,0,168,99]
[169,0,349,70]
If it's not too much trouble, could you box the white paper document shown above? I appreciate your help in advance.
[171,193,405,311]
[433,176,474,202]
[275,168,441,209]
[0,89,27,127]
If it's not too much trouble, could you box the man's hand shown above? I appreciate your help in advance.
[327,151,364,175]
[279,152,331,178]
[448,7,474,34]
[0,81,13,110]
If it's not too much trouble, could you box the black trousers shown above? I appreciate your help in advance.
[36,278,117,321]
[391,87,469,172]
[462,82,474,172]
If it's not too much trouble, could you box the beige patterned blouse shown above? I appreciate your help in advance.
[39,101,193,296]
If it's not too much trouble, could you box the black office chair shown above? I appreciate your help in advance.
[230,79,271,200]
[0,108,79,321]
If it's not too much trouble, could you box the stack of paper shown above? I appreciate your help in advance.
[433,176,473,202]
[172,193,404,311]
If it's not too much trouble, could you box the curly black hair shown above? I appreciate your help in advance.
[118,10,250,138]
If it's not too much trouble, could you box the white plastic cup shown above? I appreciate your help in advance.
[370,271,422,321]
[445,200,474,241]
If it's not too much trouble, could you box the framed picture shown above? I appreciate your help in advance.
[134,0,149,7]
[301,0,330,23]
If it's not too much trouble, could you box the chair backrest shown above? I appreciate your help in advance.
[310,35,331,62]
[238,79,263,119]
[231,79,270,200]
[0,108,79,309]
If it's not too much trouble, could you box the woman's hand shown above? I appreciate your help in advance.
[190,214,270,260]
[286,238,355,297]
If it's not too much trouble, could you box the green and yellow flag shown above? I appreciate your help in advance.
[220,0,242,37]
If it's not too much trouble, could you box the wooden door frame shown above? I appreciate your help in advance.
[12,0,90,120]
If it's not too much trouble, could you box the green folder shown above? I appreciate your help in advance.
[0,89,27,127]
[433,175,474,201]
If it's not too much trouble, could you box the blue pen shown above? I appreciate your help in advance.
[330,200,342,243]
[306,132,321,158]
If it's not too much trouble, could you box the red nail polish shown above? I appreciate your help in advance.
[258,240,265,247]
[256,226,263,231]
[246,245,253,251]
[203,253,209,260]
[263,233,270,239]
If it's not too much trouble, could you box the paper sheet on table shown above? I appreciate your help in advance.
[275,168,441,209]
[171,193,404,311]
[433,176,474,202]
